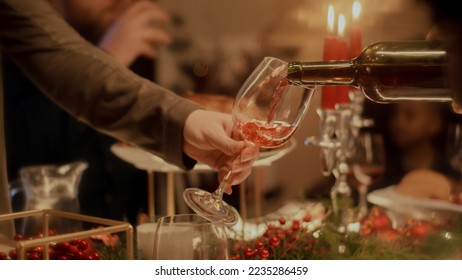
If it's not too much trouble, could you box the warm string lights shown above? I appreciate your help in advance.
[321,1,363,108]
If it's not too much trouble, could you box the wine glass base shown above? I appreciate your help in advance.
[183,188,240,226]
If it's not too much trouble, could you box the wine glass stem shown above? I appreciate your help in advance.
[211,169,233,203]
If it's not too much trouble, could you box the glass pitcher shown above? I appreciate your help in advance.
[10,161,88,236]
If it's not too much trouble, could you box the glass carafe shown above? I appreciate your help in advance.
[10,161,88,235]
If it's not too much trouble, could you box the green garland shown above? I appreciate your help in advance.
[229,206,462,260]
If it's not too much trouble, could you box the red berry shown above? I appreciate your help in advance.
[254,241,264,250]
[275,229,284,238]
[371,214,392,231]
[59,255,70,260]
[69,239,79,246]
[409,221,435,238]
[13,233,24,241]
[285,229,294,236]
[48,229,58,236]
[77,240,89,252]
[8,249,17,260]
[243,247,255,258]
[303,215,312,223]
[27,252,41,260]
[278,217,286,225]
[258,248,269,259]
[269,236,280,247]
[292,223,301,231]
[72,251,85,260]
[0,252,7,260]
[54,242,71,252]
[91,252,101,260]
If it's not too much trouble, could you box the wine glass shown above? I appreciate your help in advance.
[446,122,462,201]
[351,130,385,219]
[152,214,229,260]
[183,57,315,225]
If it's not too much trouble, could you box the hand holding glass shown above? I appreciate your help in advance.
[183,57,315,225]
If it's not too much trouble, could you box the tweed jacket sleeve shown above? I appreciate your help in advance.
[0,0,201,170]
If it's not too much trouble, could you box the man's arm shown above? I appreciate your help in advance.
[0,0,200,169]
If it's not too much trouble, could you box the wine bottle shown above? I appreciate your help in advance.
[287,41,452,103]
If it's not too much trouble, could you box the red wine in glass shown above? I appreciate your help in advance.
[237,120,296,148]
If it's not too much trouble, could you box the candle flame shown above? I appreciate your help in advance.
[327,5,335,34]
[352,1,362,20]
[338,14,346,37]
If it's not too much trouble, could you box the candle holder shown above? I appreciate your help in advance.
[306,89,371,234]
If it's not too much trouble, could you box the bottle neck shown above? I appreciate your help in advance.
[287,60,356,86]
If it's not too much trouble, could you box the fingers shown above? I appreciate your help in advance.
[218,167,252,195]
[452,101,462,114]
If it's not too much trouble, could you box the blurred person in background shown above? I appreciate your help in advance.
[4,0,173,225]
[422,0,462,113]
[364,100,460,192]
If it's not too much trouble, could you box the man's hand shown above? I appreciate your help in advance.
[98,0,172,66]
[183,110,259,194]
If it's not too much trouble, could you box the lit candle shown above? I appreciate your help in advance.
[321,5,338,110]
[350,1,363,58]
[336,14,350,104]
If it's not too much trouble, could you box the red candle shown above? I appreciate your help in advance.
[336,14,350,104]
[321,5,337,110]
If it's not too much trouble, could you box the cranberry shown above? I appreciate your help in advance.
[28,246,44,254]
[303,215,312,223]
[292,223,301,231]
[243,247,255,258]
[13,233,24,241]
[8,249,17,260]
[254,241,264,250]
[0,252,8,260]
[27,252,41,260]
[269,236,280,247]
[278,217,286,225]
[258,248,269,259]
[91,252,101,260]
[77,240,89,252]
[275,229,284,238]
[54,242,71,252]
[69,239,79,246]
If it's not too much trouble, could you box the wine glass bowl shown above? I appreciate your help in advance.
[183,57,315,225]
[351,130,385,219]
[447,122,462,171]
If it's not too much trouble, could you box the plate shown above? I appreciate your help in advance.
[367,186,462,224]
[110,139,296,172]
